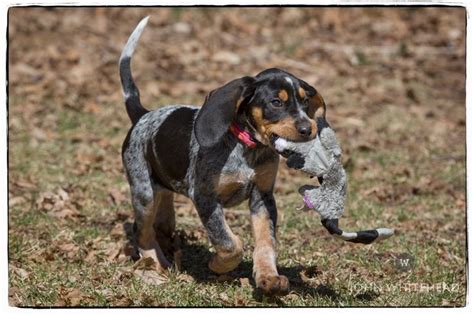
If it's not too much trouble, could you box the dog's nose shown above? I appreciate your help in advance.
[297,121,312,137]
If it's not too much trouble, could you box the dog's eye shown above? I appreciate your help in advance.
[303,98,309,107]
[271,99,283,107]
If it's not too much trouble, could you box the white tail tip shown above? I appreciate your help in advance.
[119,16,150,61]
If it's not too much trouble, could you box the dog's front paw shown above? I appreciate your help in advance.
[208,239,243,274]
[255,274,289,296]
[208,251,242,274]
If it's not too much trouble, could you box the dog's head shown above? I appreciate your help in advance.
[194,68,326,148]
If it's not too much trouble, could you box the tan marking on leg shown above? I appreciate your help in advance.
[251,212,289,295]
[251,211,277,276]
[213,173,247,203]
[254,160,278,192]
[153,190,175,256]
[208,174,245,271]
[278,89,288,102]
[208,222,243,274]
[298,87,306,98]
[137,197,172,271]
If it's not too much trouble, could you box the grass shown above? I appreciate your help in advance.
[8,99,466,306]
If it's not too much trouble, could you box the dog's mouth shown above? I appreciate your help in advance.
[269,134,321,181]
[270,133,315,154]
[270,134,325,182]
[270,132,315,144]
[269,133,278,146]
[270,134,292,157]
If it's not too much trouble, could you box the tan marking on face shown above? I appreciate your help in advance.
[254,160,279,192]
[251,107,270,145]
[298,87,306,98]
[252,108,317,142]
[251,106,317,143]
[278,89,289,102]
[266,117,317,141]
[266,117,300,140]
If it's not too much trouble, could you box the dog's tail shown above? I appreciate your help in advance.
[119,16,150,125]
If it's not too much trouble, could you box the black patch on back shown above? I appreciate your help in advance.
[147,141,174,191]
[151,107,197,184]
[286,152,305,169]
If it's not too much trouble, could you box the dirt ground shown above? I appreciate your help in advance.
[8,7,466,306]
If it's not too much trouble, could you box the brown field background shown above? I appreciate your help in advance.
[8,7,466,306]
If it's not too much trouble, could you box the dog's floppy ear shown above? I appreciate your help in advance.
[194,76,255,148]
[299,79,327,119]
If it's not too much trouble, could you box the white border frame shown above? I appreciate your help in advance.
[1,1,470,314]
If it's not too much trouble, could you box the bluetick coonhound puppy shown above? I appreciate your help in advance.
[119,17,326,296]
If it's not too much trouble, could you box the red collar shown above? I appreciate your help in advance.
[229,122,257,149]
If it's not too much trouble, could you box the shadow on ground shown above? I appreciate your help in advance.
[123,222,369,304]
[179,236,347,304]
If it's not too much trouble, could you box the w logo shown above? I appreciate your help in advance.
[393,253,415,272]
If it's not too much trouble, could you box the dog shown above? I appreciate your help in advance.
[119,17,326,296]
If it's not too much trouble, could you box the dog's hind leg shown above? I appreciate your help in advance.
[131,185,172,271]
[124,146,172,271]
[153,190,176,257]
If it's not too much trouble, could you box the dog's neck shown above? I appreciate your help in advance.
[229,121,257,149]
[233,112,267,149]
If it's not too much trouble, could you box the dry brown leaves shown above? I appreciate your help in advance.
[82,237,131,265]
[299,265,323,287]
[55,287,95,307]
[108,188,128,206]
[35,187,86,221]
[132,257,168,286]
[10,264,30,279]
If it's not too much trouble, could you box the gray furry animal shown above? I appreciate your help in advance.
[273,118,394,244]
[119,17,328,296]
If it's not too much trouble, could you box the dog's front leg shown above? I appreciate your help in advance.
[194,196,243,274]
[249,187,289,296]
